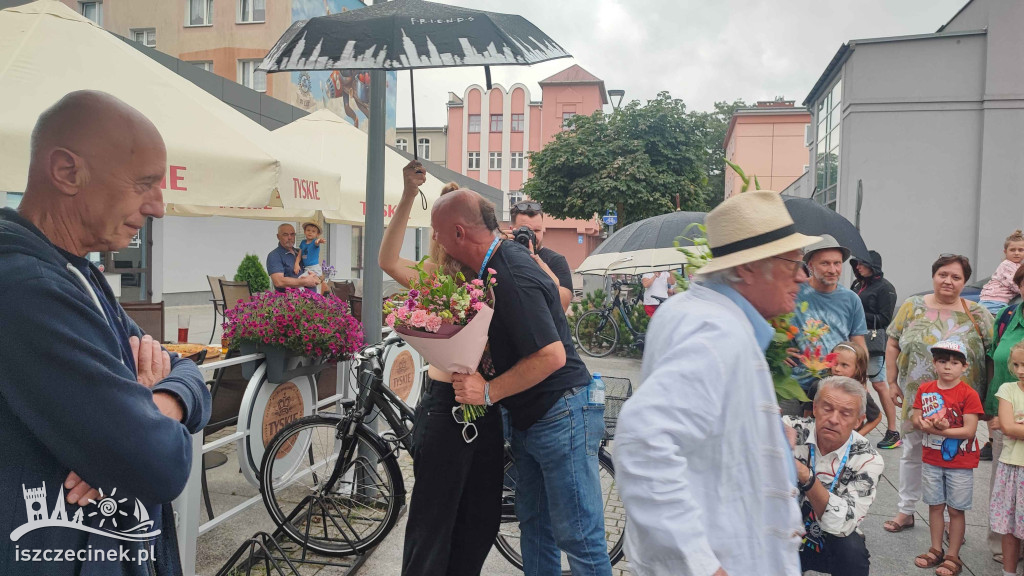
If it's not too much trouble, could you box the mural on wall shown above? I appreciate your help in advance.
[288,0,397,143]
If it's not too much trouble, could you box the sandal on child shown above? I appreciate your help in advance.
[884,517,915,532]
[934,555,962,576]
[914,548,944,569]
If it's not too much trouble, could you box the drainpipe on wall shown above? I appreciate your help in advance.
[855,179,863,230]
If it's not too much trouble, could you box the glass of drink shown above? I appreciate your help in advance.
[221,336,230,356]
[177,315,190,343]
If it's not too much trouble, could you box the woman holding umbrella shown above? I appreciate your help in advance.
[380,161,505,576]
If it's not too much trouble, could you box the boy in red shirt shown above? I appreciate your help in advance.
[911,339,984,576]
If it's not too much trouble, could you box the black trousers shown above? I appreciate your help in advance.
[401,378,504,576]
[800,532,871,576]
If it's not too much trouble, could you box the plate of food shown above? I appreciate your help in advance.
[164,343,207,360]
[204,345,222,360]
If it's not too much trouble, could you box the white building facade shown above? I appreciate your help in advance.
[799,0,1024,299]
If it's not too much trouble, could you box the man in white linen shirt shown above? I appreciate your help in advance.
[615,190,819,576]
[784,376,883,576]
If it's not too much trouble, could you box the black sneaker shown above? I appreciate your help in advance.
[980,441,993,461]
[876,430,902,449]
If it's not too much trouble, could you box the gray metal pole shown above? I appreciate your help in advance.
[363,70,386,346]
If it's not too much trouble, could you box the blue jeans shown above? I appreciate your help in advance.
[510,386,612,576]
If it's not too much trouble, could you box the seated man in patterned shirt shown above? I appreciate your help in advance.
[784,376,885,576]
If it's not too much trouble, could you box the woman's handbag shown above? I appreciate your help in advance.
[866,317,887,357]
[961,298,989,397]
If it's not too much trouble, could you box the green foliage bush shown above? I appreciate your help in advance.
[235,253,271,293]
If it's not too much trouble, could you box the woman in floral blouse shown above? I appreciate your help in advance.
[882,254,994,533]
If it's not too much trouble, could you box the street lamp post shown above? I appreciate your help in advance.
[608,89,625,111]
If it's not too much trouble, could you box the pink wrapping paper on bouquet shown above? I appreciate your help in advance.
[393,305,493,374]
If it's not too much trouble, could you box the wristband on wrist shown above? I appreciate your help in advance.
[484,381,493,407]
[798,473,817,493]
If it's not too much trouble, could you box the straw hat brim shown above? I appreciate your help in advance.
[696,232,822,275]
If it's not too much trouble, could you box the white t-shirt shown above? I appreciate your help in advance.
[643,272,671,305]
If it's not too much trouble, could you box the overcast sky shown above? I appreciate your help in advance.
[395,0,968,127]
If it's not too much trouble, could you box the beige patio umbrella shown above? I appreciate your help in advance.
[576,248,694,276]
[0,1,338,211]
[168,110,445,227]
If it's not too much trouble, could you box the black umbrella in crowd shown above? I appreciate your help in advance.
[783,197,871,262]
[591,211,708,254]
[261,0,572,158]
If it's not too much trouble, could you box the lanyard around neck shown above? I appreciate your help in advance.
[808,441,852,494]
[479,237,500,279]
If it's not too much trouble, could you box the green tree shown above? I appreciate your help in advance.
[695,99,747,210]
[235,253,271,293]
[524,92,711,228]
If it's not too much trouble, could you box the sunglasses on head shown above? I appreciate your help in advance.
[511,201,542,213]
[939,253,966,259]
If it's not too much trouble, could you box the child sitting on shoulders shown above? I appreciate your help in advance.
[980,229,1024,315]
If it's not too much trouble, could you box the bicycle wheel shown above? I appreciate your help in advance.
[494,447,625,573]
[575,310,619,358]
[259,415,405,556]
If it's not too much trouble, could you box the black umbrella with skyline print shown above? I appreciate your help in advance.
[261,0,571,157]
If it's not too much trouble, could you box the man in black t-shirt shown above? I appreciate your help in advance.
[510,200,573,312]
[434,190,613,576]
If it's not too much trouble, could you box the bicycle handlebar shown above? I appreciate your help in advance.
[354,332,405,362]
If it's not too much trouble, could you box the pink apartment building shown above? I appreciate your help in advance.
[723,99,812,198]
[446,64,607,270]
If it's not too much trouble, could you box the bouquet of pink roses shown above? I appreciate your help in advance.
[383,260,497,421]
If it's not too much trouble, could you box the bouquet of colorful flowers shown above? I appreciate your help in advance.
[766,310,810,403]
[384,260,497,420]
[223,289,364,363]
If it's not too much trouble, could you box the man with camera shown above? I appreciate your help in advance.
[510,201,573,312]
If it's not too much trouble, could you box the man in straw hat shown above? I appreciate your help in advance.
[615,191,820,576]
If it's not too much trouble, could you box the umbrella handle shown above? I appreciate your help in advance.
[410,70,418,160]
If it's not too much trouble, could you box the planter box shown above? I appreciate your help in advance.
[239,342,328,383]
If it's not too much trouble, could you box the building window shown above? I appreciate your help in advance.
[396,138,408,151]
[510,152,524,170]
[489,152,502,170]
[131,28,156,48]
[80,2,101,25]
[490,114,503,132]
[467,152,480,170]
[189,61,213,72]
[510,113,525,132]
[468,114,481,133]
[417,138,431,160]
[239,60,267,92]
[813,79,842,211]
[187,0,213,27]
[238,0,265,23]
[562,112,576,128]
[508,190,524,210]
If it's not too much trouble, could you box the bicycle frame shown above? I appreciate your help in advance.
[322,338,416,494]
[608,284,644,339]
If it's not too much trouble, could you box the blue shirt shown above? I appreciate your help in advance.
[792,283,868,387]
[299,238,321,267]
[704,281,775,352]
[267,243,300,292]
